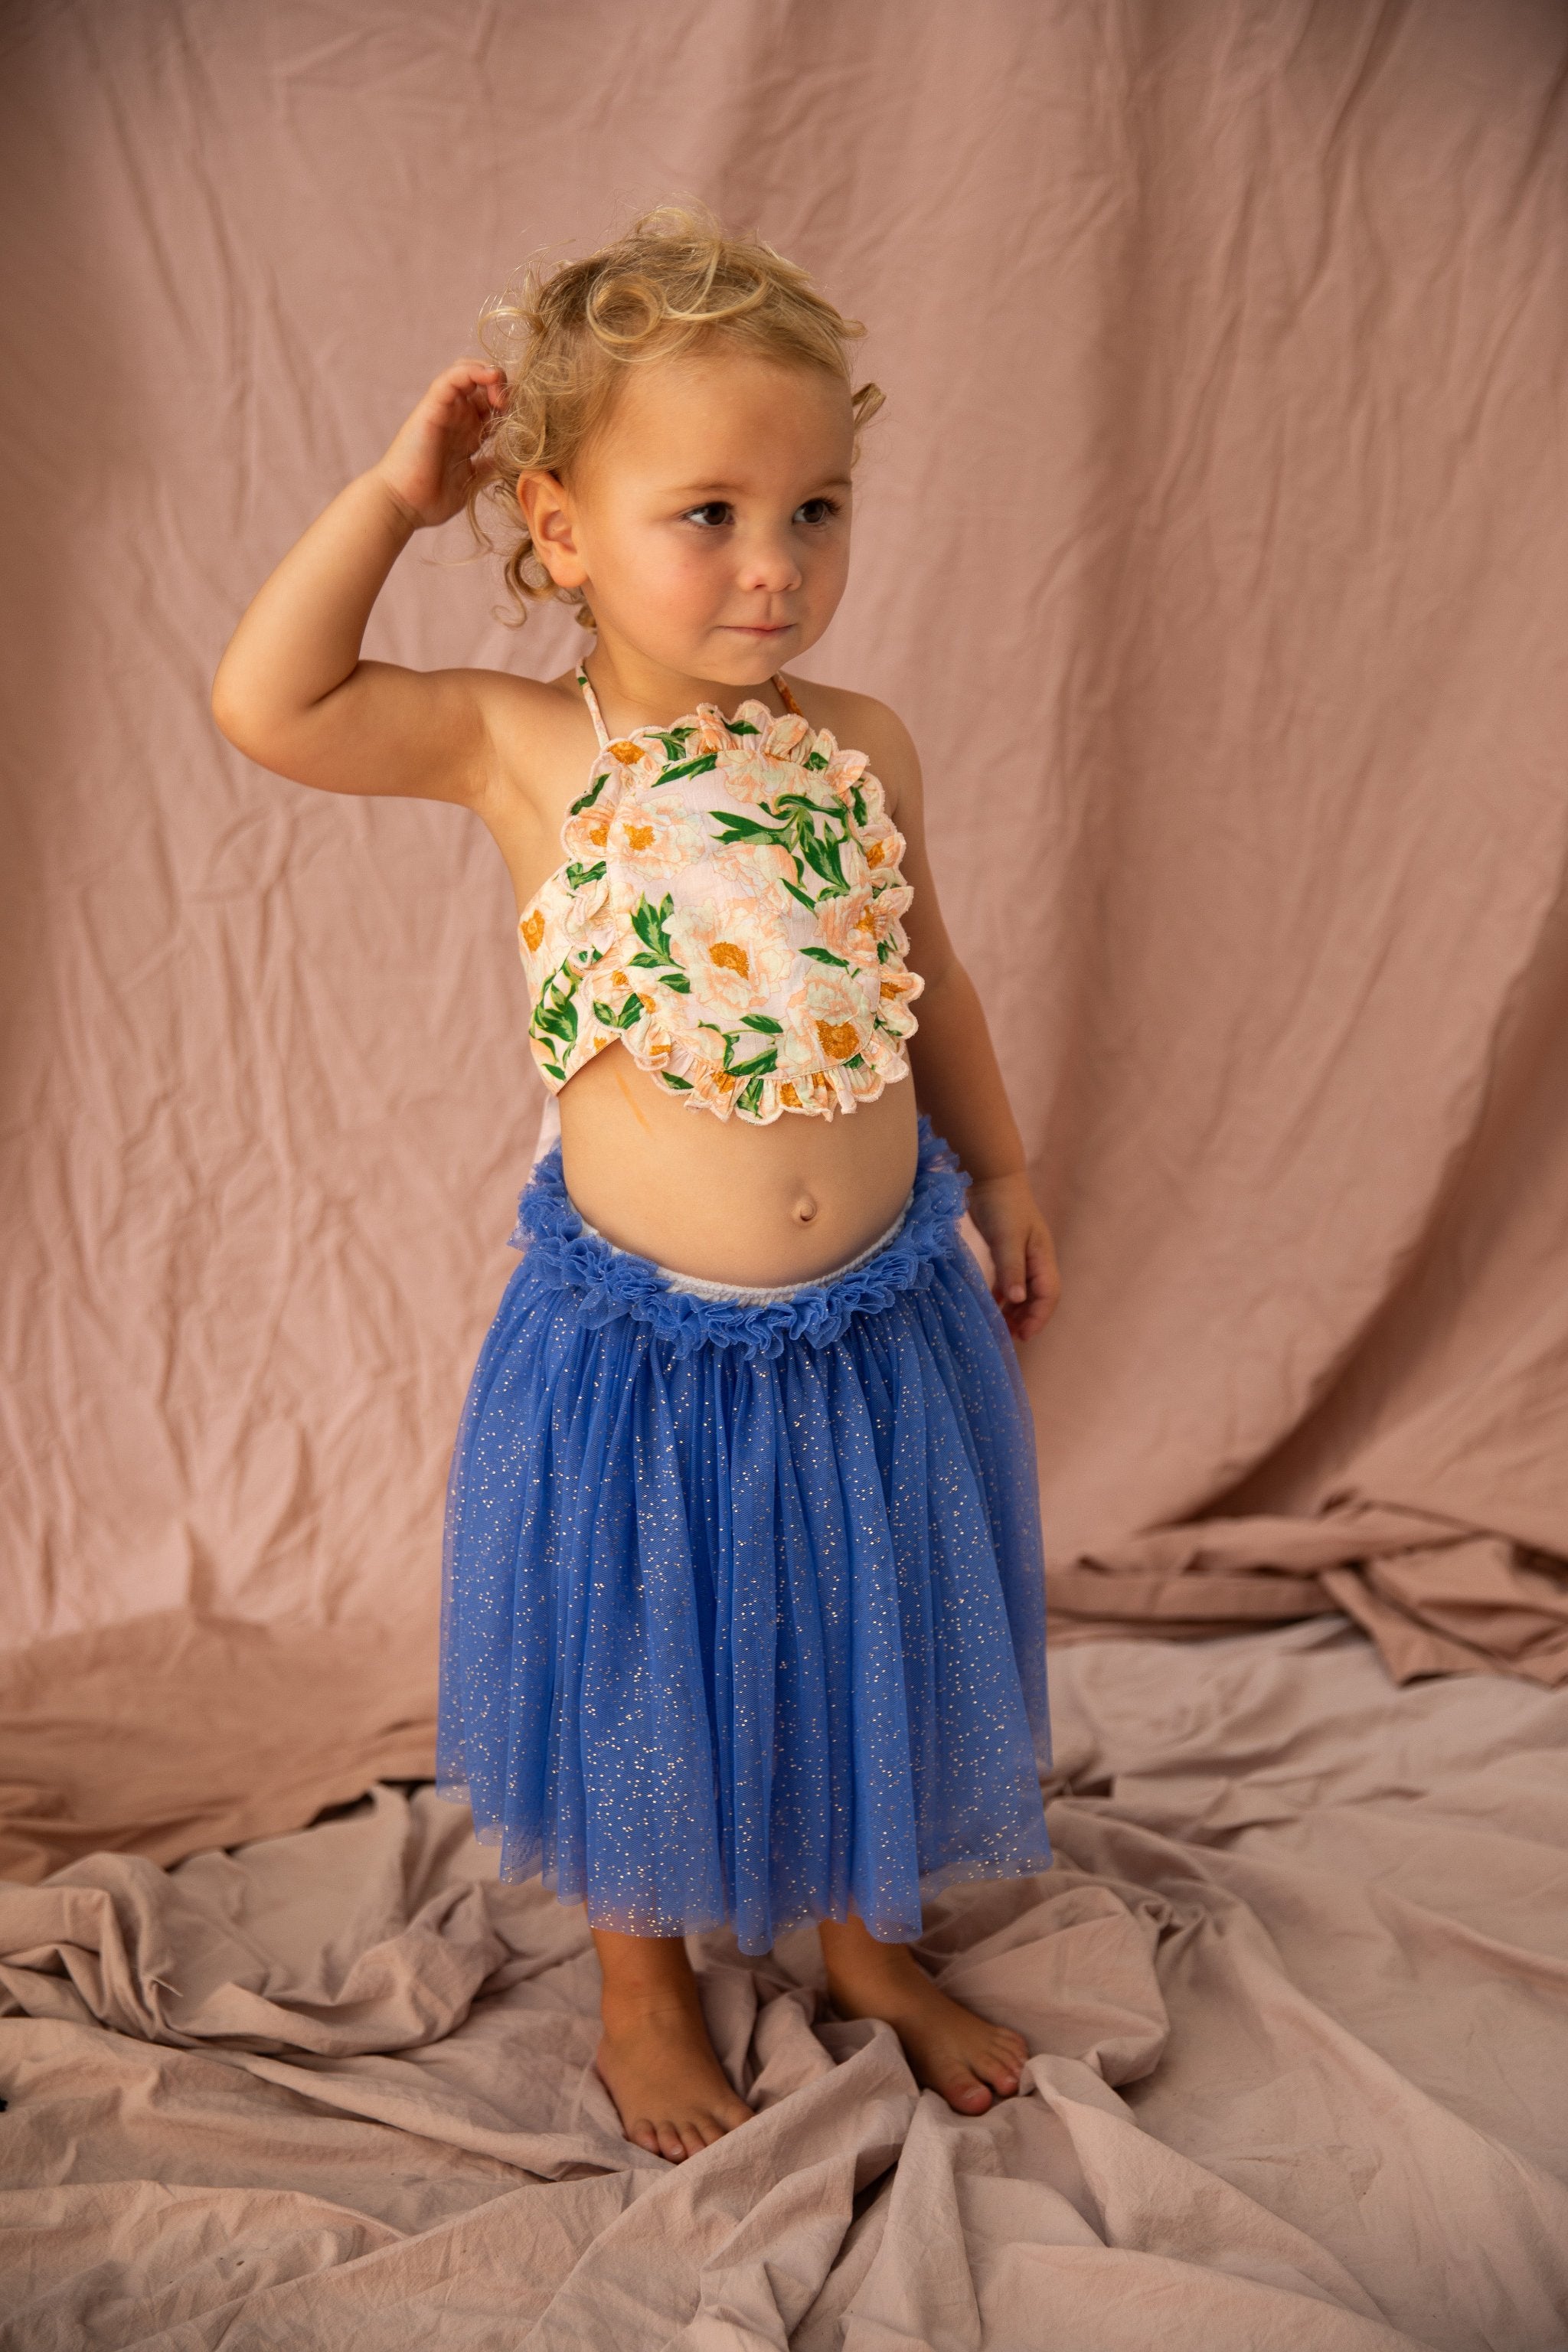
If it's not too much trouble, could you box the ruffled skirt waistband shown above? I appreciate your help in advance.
[507,1115,969,1359]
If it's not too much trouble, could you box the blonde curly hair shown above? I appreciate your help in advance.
[466,201,885,629]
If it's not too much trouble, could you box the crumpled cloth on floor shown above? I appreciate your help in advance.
[3,1617,1566,2351]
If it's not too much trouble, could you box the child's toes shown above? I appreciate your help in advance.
[655,2120,688,2162]
[940,2068,996,2114]
[982,2037,1027,2091]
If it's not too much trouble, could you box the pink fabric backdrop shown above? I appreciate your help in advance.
[7,7,1568,2345]
[5,0,1568,1854]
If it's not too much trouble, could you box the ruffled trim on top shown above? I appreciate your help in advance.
[508,1116,970,1360]
[519,692,923,1129]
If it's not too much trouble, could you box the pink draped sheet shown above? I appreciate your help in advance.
[3,1621,1566,2347]
[5,0,1568,1720]
[5,0,1566,1732]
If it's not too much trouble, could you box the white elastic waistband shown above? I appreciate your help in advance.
[574,1192,914,1302]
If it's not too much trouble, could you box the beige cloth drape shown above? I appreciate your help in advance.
[5,1622,1567,2346]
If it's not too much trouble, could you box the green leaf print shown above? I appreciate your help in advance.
[800,943,852,969]
[796,824,848,891]
[737,1075,766,1116]
[657,751,720,786]
[710,810,790,846]
[850,784,867,827]
[696,1021,777,1080]
[779,877,818,910]
[661,1072,694,1091]
[629,893,677,962]
[803,748,829,772]
[769,790,841,820]
[530,957,583,1050]
[593,995,647,1031]
[741,1013,783,1034]
[568,776,606,815]
[564,861,606,890]
[648,727,696,761]
[533,1003,576,1045]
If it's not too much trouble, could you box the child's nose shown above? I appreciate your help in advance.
[735,528,803,593]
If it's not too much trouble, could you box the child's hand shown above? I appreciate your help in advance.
[372,361,507,530]
[965,1173,1062,1344]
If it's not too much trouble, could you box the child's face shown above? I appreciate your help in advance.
[522,346,855,684]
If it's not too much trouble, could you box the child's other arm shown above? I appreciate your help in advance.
[861,703,1063,1345]
[211,362,509,807]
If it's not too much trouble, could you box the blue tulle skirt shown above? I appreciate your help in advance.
[436,1116,1053,1955]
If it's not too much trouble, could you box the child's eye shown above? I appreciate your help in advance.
[795,497,842,526]
[683,501,733,528]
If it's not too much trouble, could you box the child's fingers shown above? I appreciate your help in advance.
[990,1236,1028,1310]
[995,1227,1062,1344]
[1027,1227,1062,1321]
[424,363,505,423]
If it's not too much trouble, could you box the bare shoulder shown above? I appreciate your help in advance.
[779,677,922,811]
[455,662,607,835]
[470,664,591,776]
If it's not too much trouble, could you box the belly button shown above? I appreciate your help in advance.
[793,1194,818,1227]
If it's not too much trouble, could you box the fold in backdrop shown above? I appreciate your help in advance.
[4,0,1568,1873]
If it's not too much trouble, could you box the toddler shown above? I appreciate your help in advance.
[214,202,1061,2164]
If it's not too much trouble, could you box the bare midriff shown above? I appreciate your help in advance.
[556,1040,921,1289]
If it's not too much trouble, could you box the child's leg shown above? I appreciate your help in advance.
[593,1928,756,2162]
[817,1916,1027,2114]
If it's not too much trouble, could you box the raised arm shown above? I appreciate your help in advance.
[211,362,510,805]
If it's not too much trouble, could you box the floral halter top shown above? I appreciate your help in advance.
[517,666,924,1123]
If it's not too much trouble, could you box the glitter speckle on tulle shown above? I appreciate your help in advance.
[438,1116,1053,1954]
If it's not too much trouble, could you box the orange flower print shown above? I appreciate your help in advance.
[519,908,546,955]
[562,806,612,862]
[714,743,786,805]
[668,896,795,1014]
[874,964,923,1035]
[854,804,906,880]
[815,887,882,969]
[784,969,868,1070]
[824,744,869,800]
[607,796,706,879]
[763,711,812,761]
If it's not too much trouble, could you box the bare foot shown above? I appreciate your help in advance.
[818,1916,1028,2115]
[592,1929,756,2162]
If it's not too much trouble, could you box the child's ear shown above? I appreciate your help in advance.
[517,470,585,588]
